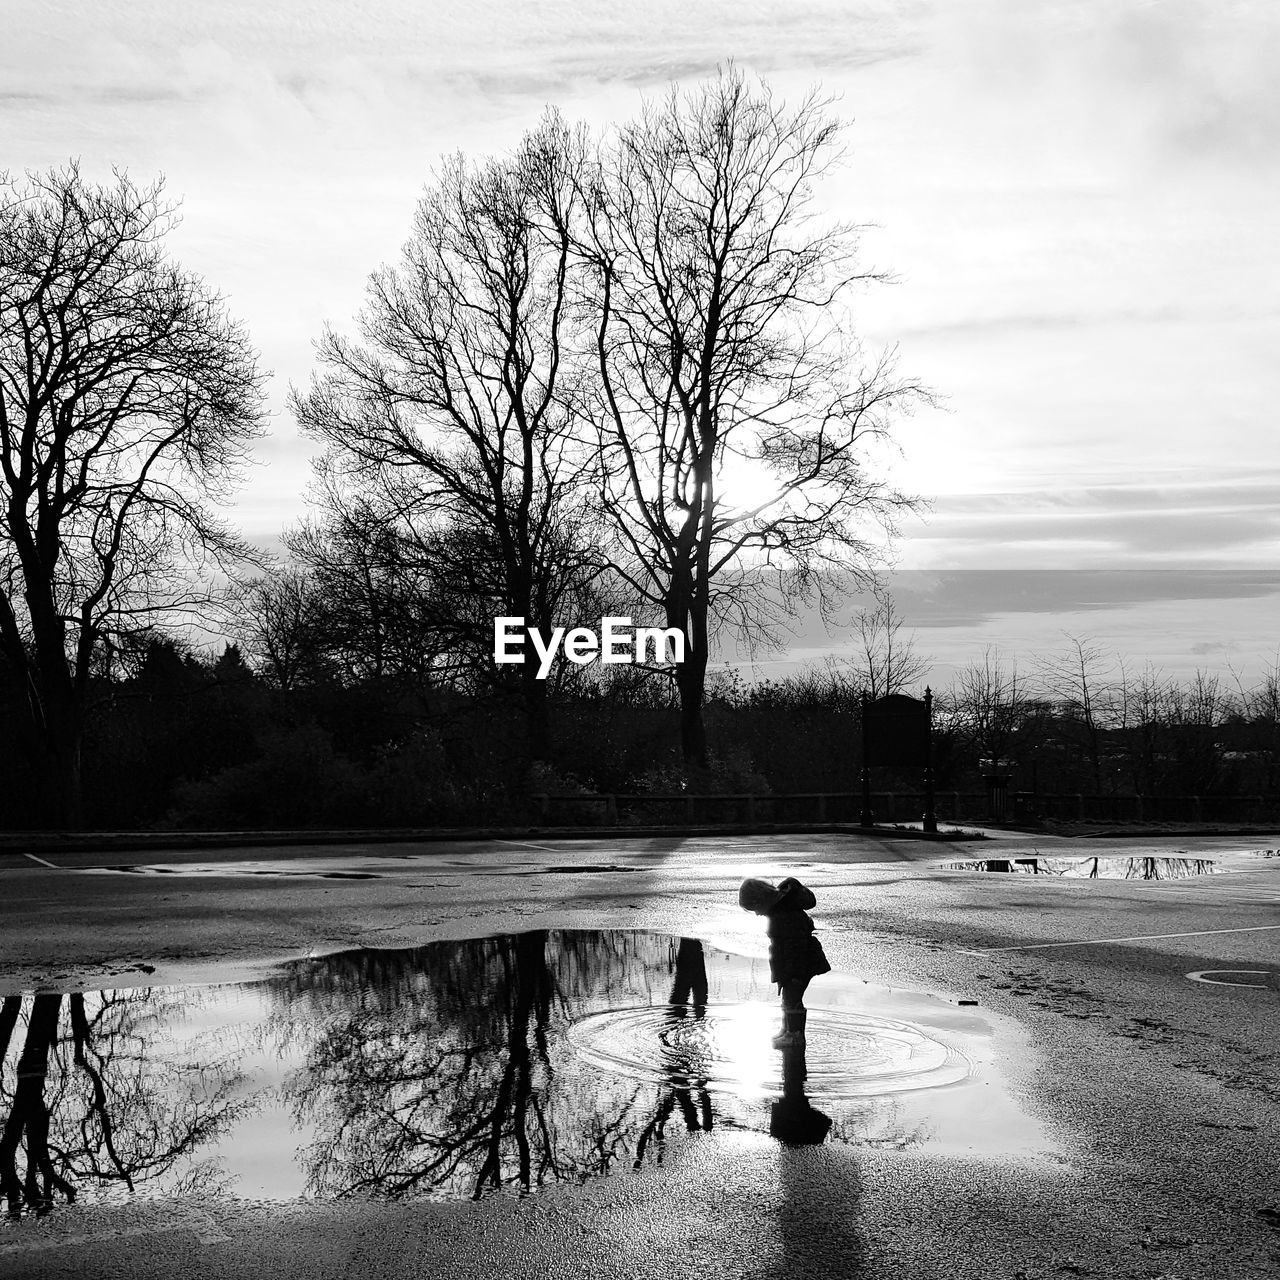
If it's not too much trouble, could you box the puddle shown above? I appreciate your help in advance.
[946,856,1222,879]
[0,931,1048,1216]
[481,864,638,876]
[96,865,381,880]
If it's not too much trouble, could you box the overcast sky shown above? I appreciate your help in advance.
[7,0,1278,685]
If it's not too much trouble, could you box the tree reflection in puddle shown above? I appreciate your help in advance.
[947,856,1222,878]
[1,930,1044,1217]
[0,988,250,1219]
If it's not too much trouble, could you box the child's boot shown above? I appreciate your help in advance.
[772,1007,807,1048]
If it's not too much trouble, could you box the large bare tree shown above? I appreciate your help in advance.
[292,122,603,761]
[0,165,266,826]
[576,68,924,767]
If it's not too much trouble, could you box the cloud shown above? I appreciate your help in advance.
[719,566,1280,688]
[879,569,1280,630]
[895,480,1280,569]
[7,1,919,119]
[1106,0,1280,163]
[928,0,1280,172]
[1190,641,1232,656]
[893,301,1280,343]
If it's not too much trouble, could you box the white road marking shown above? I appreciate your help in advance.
[965,922,1280,954]
[497,838,569,854]
[1186,969,1276,988]
[23,852,57,868]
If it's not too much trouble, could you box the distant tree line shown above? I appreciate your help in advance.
[0,619,1276,830]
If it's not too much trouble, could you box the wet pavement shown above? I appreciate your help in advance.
[0,829,1278,1277]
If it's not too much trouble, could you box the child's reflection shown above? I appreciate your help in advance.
[770,1040,833,1145]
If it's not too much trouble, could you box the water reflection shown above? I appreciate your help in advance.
[0,930,1040,1217]
[279,931,678,1201]
[771,1044,832,1146]
[0,989,248,1219]
[947,856,1221,878]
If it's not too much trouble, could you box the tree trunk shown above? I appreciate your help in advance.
[676,649,708,770]
[1,994,71,1215]
[1,670,85,830]
[16,580,87,828]
[521,664,551,763]
[39,696,85,830]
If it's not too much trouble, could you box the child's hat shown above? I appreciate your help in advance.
[738,876,816,913]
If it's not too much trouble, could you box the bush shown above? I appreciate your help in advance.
[363,730,463,825]
[169,725,370,828]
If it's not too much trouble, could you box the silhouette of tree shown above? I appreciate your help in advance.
[944,646,1034,765]
[230,567,329,691]
[292,120,604,761]
[0,165,266,825]
[1034,635,1119,792]
[574,67,925,767]
[843,588,929,700]
[283,497,477,688]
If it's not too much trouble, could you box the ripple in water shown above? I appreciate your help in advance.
[567,1003,971,1100]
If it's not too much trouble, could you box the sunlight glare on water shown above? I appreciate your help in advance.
[568,1003,970,1100]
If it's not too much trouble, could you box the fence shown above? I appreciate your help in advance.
[530,791,1280,828]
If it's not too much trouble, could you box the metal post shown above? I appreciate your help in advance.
[859,689,873,827]
[922,686,937,833]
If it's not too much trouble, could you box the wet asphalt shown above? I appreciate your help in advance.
[1,828,1278,1279]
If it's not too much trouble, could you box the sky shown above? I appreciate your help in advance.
[5,0,1279,689]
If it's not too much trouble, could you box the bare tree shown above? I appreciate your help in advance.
[1113,659,1173,795]
[575,68,924,767]
[0,165,266,825]
[229,566,327,692]
[842,588,929,699]
[944,646,1030,764]
[1034,635,1118,792]
[284,464,590,693]
[292,122,602,760]
[1235,653,1280,793]
[285,503,449,688]
[1161,668,1234,794]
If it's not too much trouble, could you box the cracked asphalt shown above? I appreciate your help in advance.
[1,827,1278,1278]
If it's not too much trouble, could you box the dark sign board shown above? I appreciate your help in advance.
[862,693,931,768]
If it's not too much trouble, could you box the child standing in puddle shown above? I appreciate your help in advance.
[739,876,831,1047]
